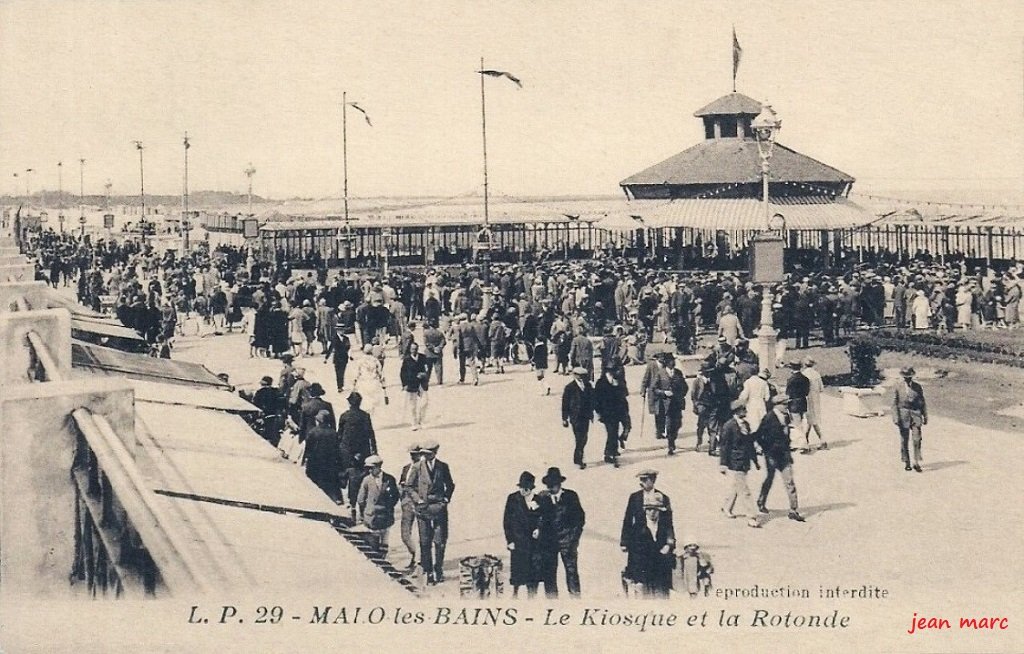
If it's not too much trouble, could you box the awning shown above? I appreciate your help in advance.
[72,341,230,389]
[599,197,875,231]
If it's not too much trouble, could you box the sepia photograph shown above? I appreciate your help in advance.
[0,1,1021,652]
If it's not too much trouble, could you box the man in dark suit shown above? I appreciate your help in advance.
[323,327,352,393]
[535,467,585,598]
[298,383,335,442]
[338,392,377,514]
[503,471,541,598]
[620,469,675,552]
[404,439,455,584]
[400,342,430,431]
[621,492,675,597]
[661,354,688,456]
[719,404,762,528]
[755,395,805,522]
[562,367,595,469]
[302,410,342,503]
[593,363,630,467]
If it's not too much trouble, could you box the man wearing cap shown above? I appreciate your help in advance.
[455,312,483,385]
[690,362,715,452]
[404,439,455,584]
[756,395,805,522]
[562,366,595,469]
[398,442,422,571]
[801,357,827,451]
[892,366,927,472]
[503,471,542,598]
[640,353,670,439]
[338,391,378,513]
[535,467,585,598]
[620,470,674,553]
[422,320,447,385]
[719,404,762,528]
[621,492,675,597]
[298,382,335,441]
[252,375,284,446]
[302,409,343,503]
[357,455,400,554]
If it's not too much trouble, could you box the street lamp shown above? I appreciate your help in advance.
[751,103,783,370]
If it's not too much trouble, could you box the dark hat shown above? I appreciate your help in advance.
[900,366,915,376]
[407,441,421,453]
[259,375,273,385]
[308,383,325,397]
[541,467,566,486]
[347,391,363,405]
[280,353,294,362]
[517,471,536,489]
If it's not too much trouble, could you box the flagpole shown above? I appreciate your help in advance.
[480,56,489,228]
[731,26,736,92]
[342,91,350,269]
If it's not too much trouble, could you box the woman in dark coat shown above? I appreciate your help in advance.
[252,303,271,355]
[503,471,541,597]
[622,493,675,598]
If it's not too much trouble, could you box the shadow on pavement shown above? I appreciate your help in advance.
[798,502,857,518]
[921,460,969,472]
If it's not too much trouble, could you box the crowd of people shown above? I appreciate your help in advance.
[25,227,1010,597]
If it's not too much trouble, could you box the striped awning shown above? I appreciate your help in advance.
[601,197,875,231]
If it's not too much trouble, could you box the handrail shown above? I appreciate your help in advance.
[71,409,210,594]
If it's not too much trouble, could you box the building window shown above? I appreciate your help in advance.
[719,116,738,138]
[703,117,715,139]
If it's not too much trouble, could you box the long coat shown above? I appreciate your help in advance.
[337,407,377,469]
[622,514,675,595]
[535,489,585,549]
[503,491,542,586]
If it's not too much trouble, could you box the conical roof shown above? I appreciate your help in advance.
[693,92,763,117]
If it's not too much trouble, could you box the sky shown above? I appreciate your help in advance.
[0,0,1021,201]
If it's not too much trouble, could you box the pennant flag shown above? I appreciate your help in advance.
[184,135,191,149]
[348,102,373,126]
[478,69,522,88]
[732,26,742,91]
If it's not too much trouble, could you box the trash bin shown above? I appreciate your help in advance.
[459,554,504,598]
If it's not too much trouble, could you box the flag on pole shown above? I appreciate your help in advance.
[732,26,742,91]
[347,102,372,126]
[478,69,522,88]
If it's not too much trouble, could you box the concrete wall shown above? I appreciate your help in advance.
[0,379,135,597]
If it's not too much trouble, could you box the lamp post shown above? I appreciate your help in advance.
[133,141,146,242]
[751,103,783,370]
[79,158,86,236]
[182,132,191,255]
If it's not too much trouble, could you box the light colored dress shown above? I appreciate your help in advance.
[350,352,387,415]
[955,289,972,327]
[803,366,824,427]
[912,293,930,329]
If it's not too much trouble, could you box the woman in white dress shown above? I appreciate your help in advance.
[350,343,387,416]
[955,285,973,329]
[911,290,930,330]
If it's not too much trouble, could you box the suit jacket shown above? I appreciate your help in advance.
[404,458,456,509]
[719,417,757,472]
[757,409,793,464]
[892,379,927,427]
[337,407,377,467]
[357,471,399,529]
[298,397,336,441]
[399,353,429,392]
[568,335,594,369]
[457,321,484,357]
[536,488,585,548]
[620,490,675,548]
[561,380,594,425]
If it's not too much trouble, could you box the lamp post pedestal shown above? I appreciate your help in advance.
[756,290,777,372]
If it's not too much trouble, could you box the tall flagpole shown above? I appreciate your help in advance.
[183,132,190,255]
[480,56,489,228]
[342,91,350,270]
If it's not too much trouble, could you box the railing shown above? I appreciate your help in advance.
[13,301,211,597]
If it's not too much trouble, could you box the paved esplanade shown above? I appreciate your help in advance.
[176,325,1022,601]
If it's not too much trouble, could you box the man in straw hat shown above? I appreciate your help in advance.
[892,366,927,473]
[535,467,585,598]
[755,395,806,522]
[404,439,455,584]
[503,471,541,598]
